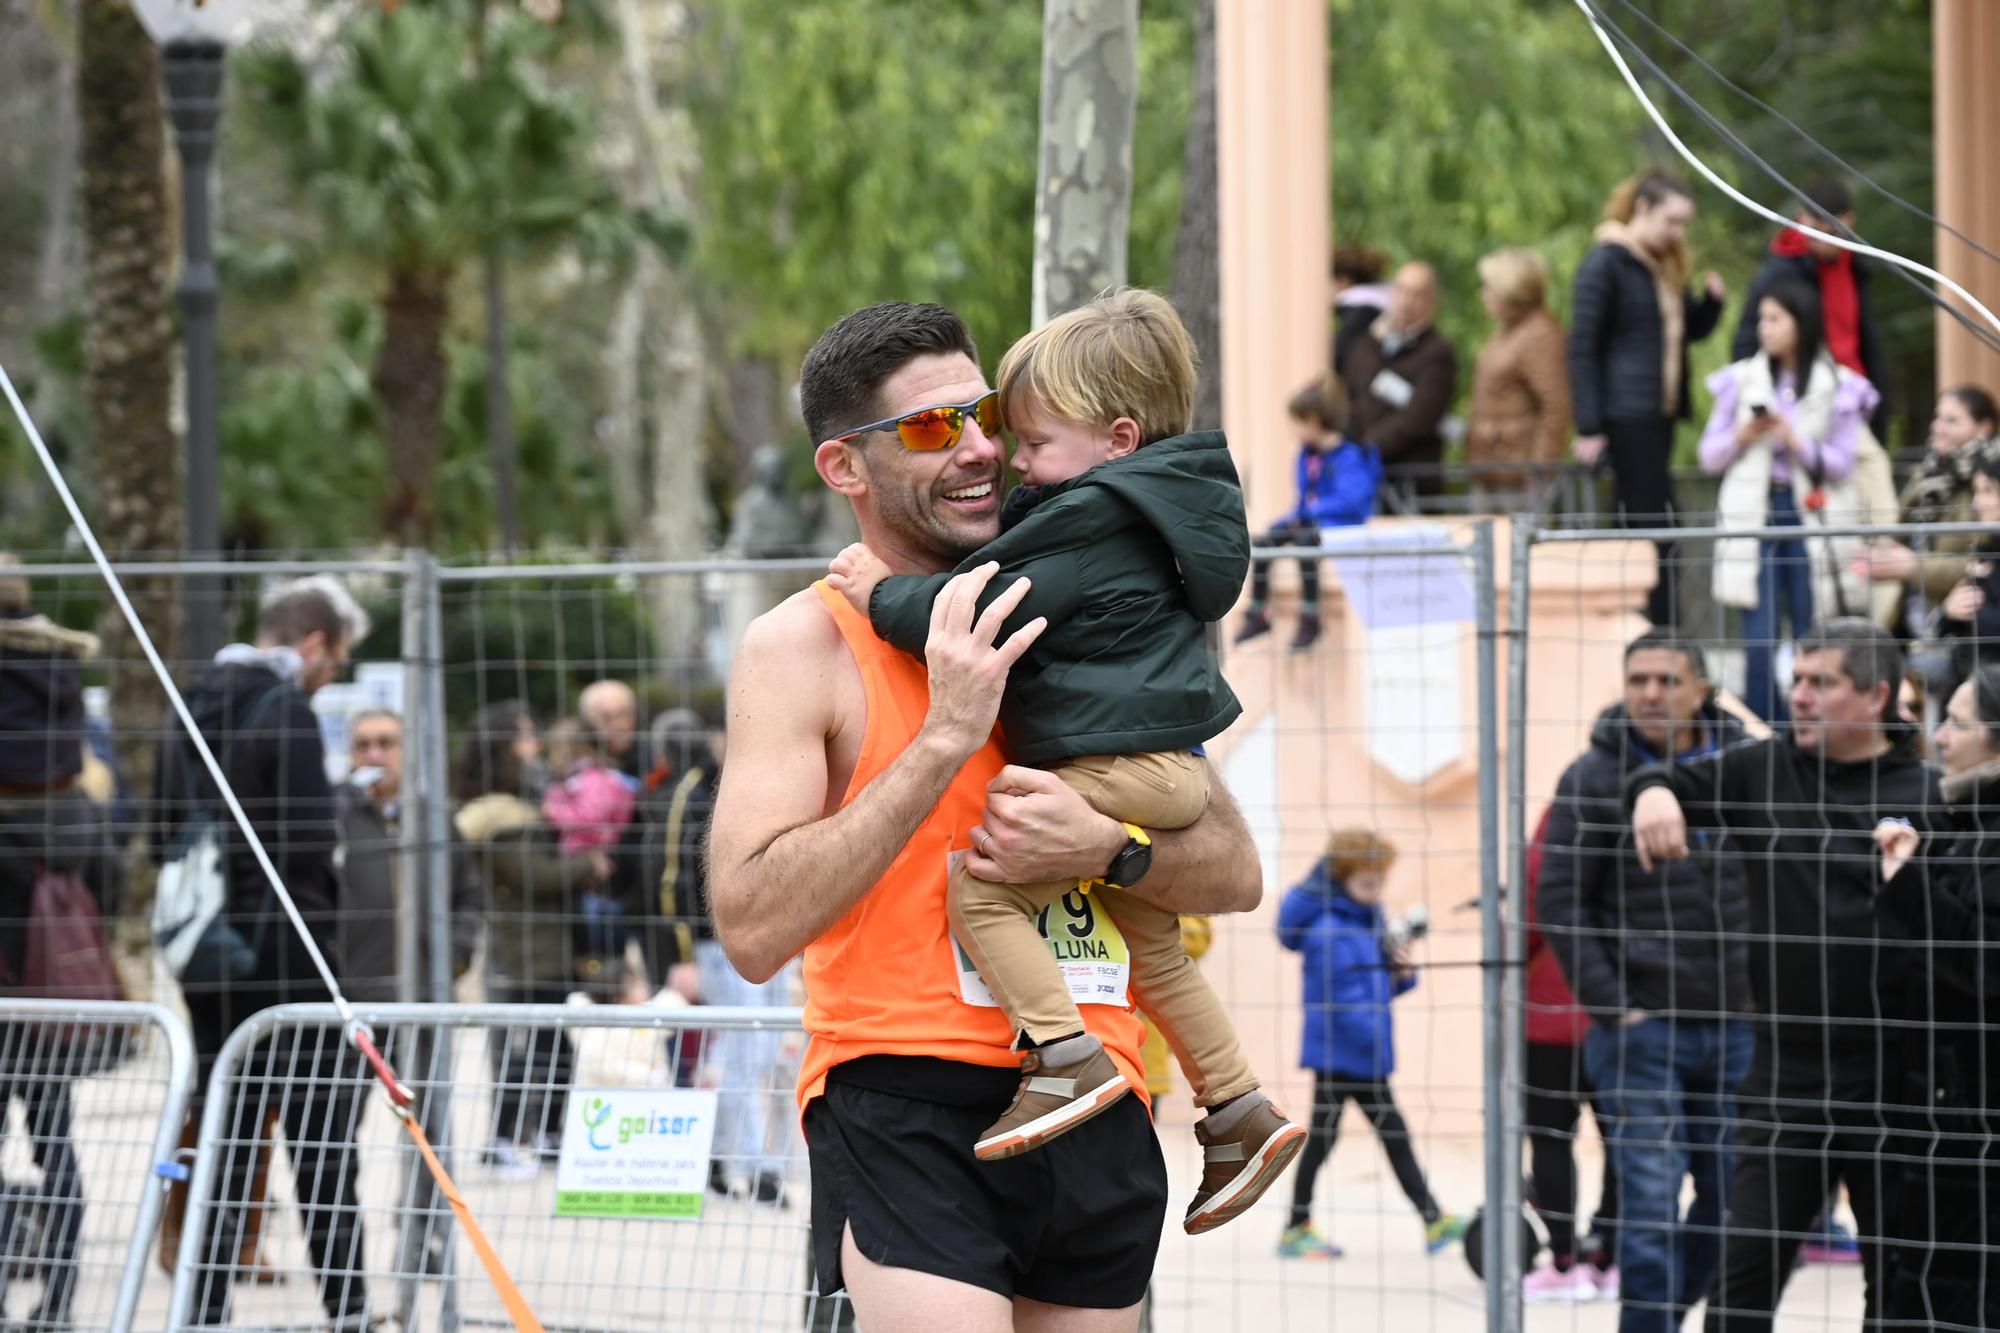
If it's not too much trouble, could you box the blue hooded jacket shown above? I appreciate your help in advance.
[1277,860,1416,1078]
[1283,439,1382,529]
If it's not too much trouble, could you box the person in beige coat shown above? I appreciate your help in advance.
[1467,247,1572,503]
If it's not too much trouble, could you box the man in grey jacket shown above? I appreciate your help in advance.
[334,709,481,1002]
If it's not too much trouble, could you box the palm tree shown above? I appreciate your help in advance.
[241,1,643,547]
[76,0,180,800]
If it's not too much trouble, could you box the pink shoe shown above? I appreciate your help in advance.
[1594,1265,1621,1301]
[1522,1262,1598,1303]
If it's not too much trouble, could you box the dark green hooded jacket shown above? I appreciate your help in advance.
[868,429,1247,766]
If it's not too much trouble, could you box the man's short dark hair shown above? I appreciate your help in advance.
[1799,178,1854,222]
[259,584,348,649]
[798,302,980,445]
[1796,617,1903,714]
[1624,627,1707,681]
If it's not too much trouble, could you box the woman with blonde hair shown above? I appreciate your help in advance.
[1468,246,1572,502]
[1568,169,1729,625]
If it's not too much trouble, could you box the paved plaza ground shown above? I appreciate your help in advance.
[8,1031,1865,1333]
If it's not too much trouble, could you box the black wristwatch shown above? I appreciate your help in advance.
[1102,822,1154,888]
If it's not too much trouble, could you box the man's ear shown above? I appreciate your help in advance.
[814,439,868,498]
[1105,417,1142,460]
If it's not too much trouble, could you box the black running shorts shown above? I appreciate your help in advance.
[805,1055,1168,1309]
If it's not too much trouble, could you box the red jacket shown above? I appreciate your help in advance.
[1523,806,1590,1046]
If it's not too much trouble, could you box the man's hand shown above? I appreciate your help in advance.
[1875,819,1921,881]
[1942,581,1985,623]
[1632,785,1689,872]
[1573,434,1607,467]
[1619,1009,1650,1028]
[1704,270,1728,303]
[826,543,894,616]
[915,563,1046,765]
[966,765,1125,885]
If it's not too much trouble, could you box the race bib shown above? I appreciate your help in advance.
[949,851,1130,1009]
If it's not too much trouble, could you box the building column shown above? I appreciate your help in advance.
[1934,0,2000,395]
[1215,0,1329,528]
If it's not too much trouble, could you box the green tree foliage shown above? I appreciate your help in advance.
[232,0,654,545]
[687,0,1193,389]
[1329,0,1646,360]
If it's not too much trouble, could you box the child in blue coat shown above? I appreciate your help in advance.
[1275,830,1463,1258]
[1236,376,1383,652]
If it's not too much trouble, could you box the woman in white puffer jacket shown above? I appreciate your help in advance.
[1699,279,1879,723]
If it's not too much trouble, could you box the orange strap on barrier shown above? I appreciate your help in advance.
[350,1028,546,1333]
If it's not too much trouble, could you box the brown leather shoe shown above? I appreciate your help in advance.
[973,1034,1131,1161]
[1185,1093,1308,1234]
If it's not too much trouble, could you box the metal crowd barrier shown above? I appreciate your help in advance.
[0,999,195,1333]
[165,1002,835,1333]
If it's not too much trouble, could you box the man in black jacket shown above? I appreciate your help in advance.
[1624,619,1941,1333]
[1728,181,1889,440]
[1540,630,1756,1332]
[155,575,373,1329]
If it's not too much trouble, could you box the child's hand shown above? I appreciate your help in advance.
[827,542,892,614]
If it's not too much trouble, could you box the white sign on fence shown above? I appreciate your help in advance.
[554,1087,720,1220]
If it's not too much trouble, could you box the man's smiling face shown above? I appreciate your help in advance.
[848,352,1003,569]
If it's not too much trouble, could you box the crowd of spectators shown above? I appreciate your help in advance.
[1287,169,1997,721]
[0,569,782,1325]
[1526,621,2000,1332]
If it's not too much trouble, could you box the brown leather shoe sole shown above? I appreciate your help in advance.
[973,1072,1133,1161]
[1184,1120,1309,1235]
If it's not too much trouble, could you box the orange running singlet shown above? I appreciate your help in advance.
[794,582,1147,1110]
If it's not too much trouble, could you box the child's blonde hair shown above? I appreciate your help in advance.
[545,717,599,773]
[995,288,1198,445]
[1326,828,1398,881]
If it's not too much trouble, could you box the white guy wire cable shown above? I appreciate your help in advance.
[1574,0,2000,343]
[2,363,358,1032]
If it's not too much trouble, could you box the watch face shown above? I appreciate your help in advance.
[1112,840,1154,886]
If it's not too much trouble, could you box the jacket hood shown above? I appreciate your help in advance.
[1587,699,1750,766]
[1056,430,1250,620]
[0,613,99,660]
[1299,860,1382,924]
[455,792,542,843]
[1943,758,2000,806]
[1772,228,1813,259]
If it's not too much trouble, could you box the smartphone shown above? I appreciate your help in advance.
[1750,404,1771,418]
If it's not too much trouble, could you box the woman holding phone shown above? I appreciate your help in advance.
[1699,280,1878,721]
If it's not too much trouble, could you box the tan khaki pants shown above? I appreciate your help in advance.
[948,749,1258,1107]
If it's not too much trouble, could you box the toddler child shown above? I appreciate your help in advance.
[827,288,1303,1236]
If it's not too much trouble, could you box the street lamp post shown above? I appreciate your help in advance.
[133,0,257,666]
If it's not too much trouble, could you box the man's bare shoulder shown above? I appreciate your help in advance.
[731,588,860,725]
[738,587,843,666]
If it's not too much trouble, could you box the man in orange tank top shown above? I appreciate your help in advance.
[710,302,1264,1331]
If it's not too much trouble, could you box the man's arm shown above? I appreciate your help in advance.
[1536,764,1626,1018]
[708,565,1045,983]
[965,760,1262,914]
[1624,738,1759,871]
